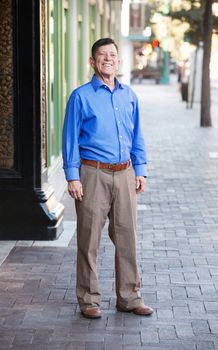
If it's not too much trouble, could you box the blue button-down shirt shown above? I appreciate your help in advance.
[62,75,147,181]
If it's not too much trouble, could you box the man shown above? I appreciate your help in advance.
[62,38,153,319]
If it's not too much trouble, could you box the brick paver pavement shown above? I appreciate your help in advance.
[0,80,218,349]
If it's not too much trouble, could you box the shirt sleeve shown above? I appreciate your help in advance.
[130,96,147,177]
[62,92,82,181]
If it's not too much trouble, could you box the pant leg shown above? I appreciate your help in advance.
[108,165,143,309]
[75,164,112,311]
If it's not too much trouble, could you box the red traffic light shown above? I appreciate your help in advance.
[152,39,159,48]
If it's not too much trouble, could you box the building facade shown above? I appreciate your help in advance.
[0,0,122,240]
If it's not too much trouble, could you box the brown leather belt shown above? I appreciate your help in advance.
[81,159,131,171]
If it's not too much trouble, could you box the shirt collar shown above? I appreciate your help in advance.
[91,74,124,91]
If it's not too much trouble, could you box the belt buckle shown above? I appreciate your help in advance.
[109,163,117,169]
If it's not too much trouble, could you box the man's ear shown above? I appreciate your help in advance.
[116,59,121,71]
[89,56,95,68]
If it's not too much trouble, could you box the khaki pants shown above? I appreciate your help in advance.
[75,163,143,311]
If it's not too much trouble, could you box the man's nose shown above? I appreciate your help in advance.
[104,53,111,60]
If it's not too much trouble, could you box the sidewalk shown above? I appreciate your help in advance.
[0,81,218,350]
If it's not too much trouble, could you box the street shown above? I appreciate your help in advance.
[0,80,218,350]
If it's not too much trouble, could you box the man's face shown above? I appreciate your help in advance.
[89,44,119,79]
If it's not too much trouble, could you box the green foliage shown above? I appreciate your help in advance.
[168,0,218,46]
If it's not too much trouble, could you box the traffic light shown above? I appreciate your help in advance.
[151,39,159,48]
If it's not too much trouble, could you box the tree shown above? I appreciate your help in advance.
[200,0,213,127]
[167,0,218,127]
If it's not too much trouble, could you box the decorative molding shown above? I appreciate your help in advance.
[0,0,14,169]
[78,14,83,22]
[98,0,104,15]
[89,0,96,5]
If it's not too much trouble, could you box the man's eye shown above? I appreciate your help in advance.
[98,53,117,58]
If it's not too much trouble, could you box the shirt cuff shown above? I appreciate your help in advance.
[64,167,80,181]
[133,164,147,177]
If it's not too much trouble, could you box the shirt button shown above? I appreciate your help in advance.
[115,107,118,110]
[118,121,121,124]
[120,135,122,138]
[121,150,123,153]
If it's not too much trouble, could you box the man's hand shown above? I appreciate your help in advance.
[68,180,83,201]
[136,176,146,194]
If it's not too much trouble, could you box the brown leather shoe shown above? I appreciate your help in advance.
[117,303,153,316]
[132,304,154,316]
[81,306,102,319]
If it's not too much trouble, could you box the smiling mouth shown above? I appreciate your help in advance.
[102,63,112,67]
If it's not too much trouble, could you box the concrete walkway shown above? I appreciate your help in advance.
[0,79,218,350]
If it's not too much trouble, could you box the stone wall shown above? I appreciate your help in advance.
[0,0,14,169]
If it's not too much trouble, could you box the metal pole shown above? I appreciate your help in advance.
[160,0,170,85]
